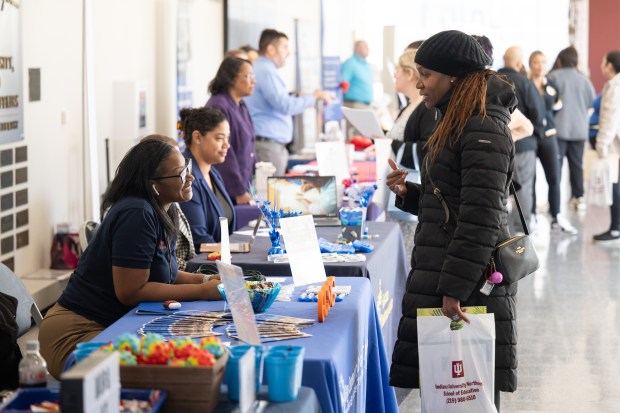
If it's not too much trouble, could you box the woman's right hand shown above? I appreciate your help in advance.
[386,159,408,197]
[201,279,223,300]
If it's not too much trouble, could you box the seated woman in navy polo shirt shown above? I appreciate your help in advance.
[178,107,237,252]
[38,139,223,378]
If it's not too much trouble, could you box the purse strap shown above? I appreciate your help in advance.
[425,157,529,234]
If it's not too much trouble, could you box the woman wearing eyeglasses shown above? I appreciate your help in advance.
[205,57,256,205]
[178,107,236,251]
[39,139,223,378]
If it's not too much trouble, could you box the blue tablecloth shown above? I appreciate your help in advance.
[93,277,397,413]
[186,221,407,362]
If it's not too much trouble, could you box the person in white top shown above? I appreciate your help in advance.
[593,51,620,243]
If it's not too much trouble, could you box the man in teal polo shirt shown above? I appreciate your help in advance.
[341,40,374,137]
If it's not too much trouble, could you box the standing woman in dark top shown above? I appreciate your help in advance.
[39,139,223,378]
[206,57,256,205]
[386,30,517,411]
[179,107,236,251]
[529,51,576,233]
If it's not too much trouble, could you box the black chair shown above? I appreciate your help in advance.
[78,220,99,251]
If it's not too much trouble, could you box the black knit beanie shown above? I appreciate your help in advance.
[415,30,491,77]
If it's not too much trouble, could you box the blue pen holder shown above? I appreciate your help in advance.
[265,345,305,402]
[225,345,264,401]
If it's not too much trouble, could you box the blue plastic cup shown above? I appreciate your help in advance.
[265,346,305,402]
[225,345,264,401]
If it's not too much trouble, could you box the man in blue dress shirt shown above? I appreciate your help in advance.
[244,29,332,175]
[341,40,374,137]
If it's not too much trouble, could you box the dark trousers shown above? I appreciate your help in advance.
[533,137,562,217]
[556,138,585,198]
[611,160,620,231]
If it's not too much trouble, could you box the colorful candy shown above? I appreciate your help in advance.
[199,337,225,359]
[115,332,141,355]
[110,333,223,367]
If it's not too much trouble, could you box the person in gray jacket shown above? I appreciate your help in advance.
[549,47,596,211]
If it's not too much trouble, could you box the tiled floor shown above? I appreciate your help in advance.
[395,206,620,412]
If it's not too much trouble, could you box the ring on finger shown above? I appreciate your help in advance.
[451,314,460,321]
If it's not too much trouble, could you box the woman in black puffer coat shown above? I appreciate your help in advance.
[386,30,518,411]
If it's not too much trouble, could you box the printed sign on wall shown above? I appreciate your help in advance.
[0,0,24,144]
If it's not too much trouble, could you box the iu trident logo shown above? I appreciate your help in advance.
[452,361,464,378]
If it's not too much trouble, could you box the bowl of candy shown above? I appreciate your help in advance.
[217,281,281,313]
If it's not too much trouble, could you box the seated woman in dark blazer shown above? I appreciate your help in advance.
[179,107,236,251]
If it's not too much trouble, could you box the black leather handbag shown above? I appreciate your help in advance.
[489,183,540,285]
[427,157,539,285]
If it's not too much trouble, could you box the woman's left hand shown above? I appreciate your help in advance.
[442,295,470,324]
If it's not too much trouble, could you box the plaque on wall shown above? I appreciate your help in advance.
[16,230,28,248]
[1,171,13,189]
[15,167,27,184]
[15,189,27,207]
[16,209,28,228]
[1,193,13,212]
[1,236,14,254]
[0,2,24,144]
[1,215,13,232]
[0,150,12,166]
[15,146,27,163]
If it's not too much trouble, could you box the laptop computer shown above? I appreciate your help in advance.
[267,176,341,226]
[200,215,262,253]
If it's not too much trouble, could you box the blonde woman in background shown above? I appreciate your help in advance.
[387,49,423,141]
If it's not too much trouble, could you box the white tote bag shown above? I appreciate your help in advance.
[587,158,616,207]
[417,312,497,413]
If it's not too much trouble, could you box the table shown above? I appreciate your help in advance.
[215,387,320,413]
[94,277,398,413]
[233,202,384,231]
[186,221,408,362]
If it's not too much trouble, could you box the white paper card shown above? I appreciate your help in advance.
[341,107,385,138]
[279,215,327,286]
[315,141,350,185]
[373,138,393,208]
[238,347,256,413]
[219,217,232,264]
[216,261,260,345]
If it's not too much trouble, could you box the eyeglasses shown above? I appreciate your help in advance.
[151,158,192,184]
[244,72,256,81]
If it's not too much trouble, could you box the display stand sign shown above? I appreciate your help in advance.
[238,347,268,413]
[0,0,24,144]
[316,141,349,186]
[322,56,343,122]
[373,137,393,208]
[219,217,232,264]
[60,351,120,413]
[216,261,260,345]
[279,214,327,286]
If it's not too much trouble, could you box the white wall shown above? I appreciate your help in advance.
[17,0,84,275]
[92,0,158,190]
[14,0,224,275]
